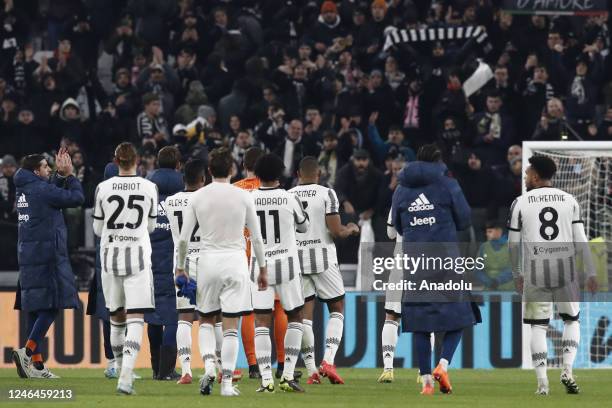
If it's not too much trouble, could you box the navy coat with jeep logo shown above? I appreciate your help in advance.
[145,168,183,325]
[14,168,84,312]
[391,161,480,332]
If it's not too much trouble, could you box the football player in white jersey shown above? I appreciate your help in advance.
[251,153,310,393]
[165,159,205,385]
[175,148,267,397]
[508,155,597,396]
[289,157,359,385]
[93,142,159,395]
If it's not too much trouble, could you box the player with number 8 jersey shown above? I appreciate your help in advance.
[508,155,597,396]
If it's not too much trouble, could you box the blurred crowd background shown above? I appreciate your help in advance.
[0,0,611,272]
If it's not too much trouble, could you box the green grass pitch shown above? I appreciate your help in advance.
[1,368,611,407]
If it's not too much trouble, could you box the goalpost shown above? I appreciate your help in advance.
[521,141,612,369]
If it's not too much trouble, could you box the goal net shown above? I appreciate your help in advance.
[521,142,612,369]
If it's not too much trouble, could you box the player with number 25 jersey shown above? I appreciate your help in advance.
[93,172,158,312]
[92,142,159,395]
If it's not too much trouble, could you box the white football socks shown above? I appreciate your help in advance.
[177,320,192,376]
[119,318,144,385]
[255,326,273,385]
[221,329,239,388]
[323,313,343,364]
[438,358,449,372]
[421,374,433,386]
[301,319,317,375]
[382,320,399,370]
[199,323,216,378]
[109,320,126,371]
[214,322,223,370]
[562,320,580,377]
[531,324,548,383]
[282,322,303,381]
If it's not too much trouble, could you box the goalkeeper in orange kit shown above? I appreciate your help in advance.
[234,147,300,380]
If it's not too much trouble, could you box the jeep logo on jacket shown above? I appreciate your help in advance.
[391,161,471,243]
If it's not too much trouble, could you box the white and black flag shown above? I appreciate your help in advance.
[383,25,492,53]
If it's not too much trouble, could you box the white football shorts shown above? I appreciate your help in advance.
[196,250,253,317]
[302,263,345,302]
[102,267,155,314]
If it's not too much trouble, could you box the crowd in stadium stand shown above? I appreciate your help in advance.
[0,0,611,267]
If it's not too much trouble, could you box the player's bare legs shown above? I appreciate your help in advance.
[176,312,194,384]
[114,310,145,394]
[378,312,400,383]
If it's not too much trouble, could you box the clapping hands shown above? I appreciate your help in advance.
[55,147,73,177]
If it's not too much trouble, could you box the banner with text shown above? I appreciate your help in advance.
[502,0,608,16]
[1,292,610,369]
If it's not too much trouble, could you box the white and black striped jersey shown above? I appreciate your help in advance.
[136,112,169,141]
[250,186,309,284]
[508,187,588,287]
[165,191,201,275]
[93,176,158,277]
[289,184,339,275]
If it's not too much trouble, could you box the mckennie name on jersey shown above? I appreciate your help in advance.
[508,186,592,288]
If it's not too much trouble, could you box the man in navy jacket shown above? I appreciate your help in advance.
[145,146,183,380]
[12,149,84,378]
[391,144,479,395]
[86,162,119,379]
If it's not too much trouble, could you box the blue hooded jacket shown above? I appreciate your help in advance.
[392,161,471,242]
[391,161,478,333]
[14,169,84,311]
[86,162,119,320]
[147,168,183,297]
